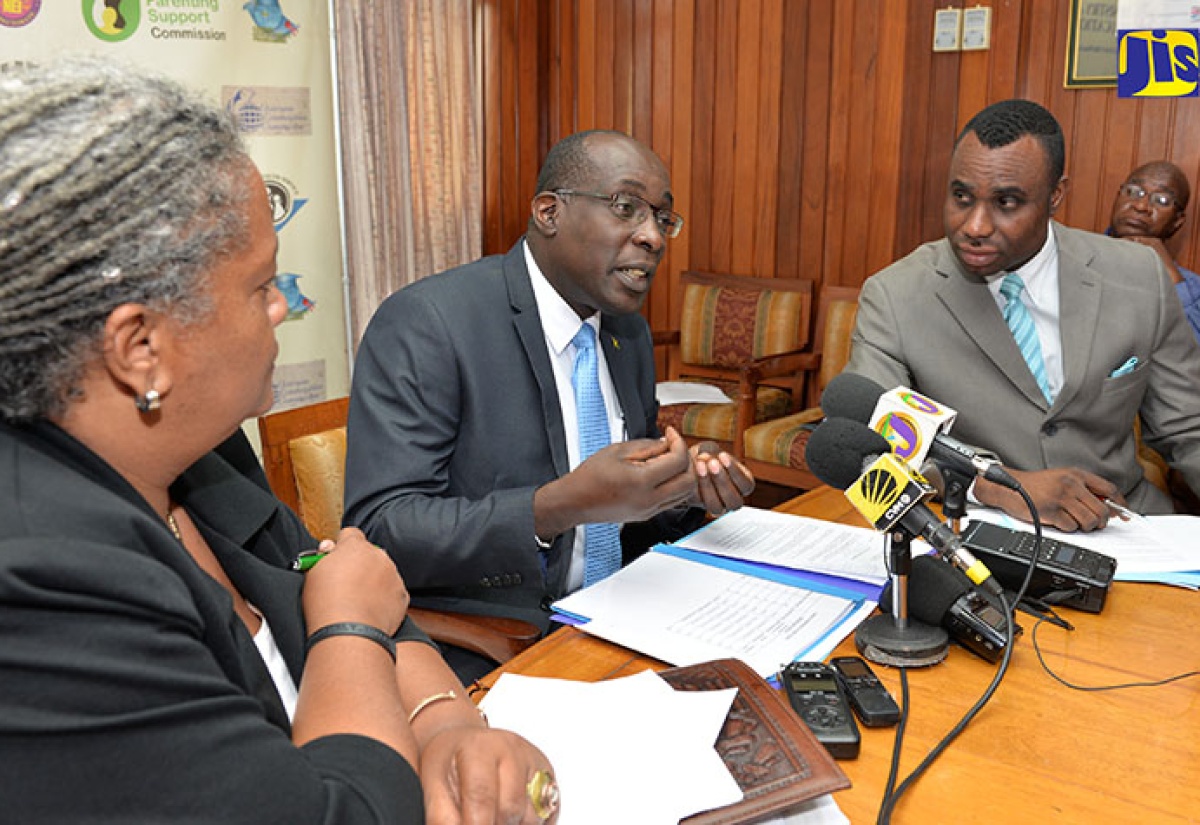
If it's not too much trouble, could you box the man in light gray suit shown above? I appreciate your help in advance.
[345,131,753,677]
[845,99,1200,532]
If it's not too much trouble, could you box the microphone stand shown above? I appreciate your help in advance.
[938,465,973,535]
[855,531,949,668]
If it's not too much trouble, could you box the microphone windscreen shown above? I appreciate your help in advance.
[821,372,886,423]
[879,555,972,624]
[804,417,891,490]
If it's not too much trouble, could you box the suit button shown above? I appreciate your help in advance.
[491,576,502,587]
[540,597,554,611]
[1042,422,1058,436]
[479,577,491,587]
[513,573,523,585]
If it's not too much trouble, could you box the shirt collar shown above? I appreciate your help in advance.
[988,223,1058,304]
[523,239,601,356]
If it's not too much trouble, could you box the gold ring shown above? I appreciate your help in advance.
[526,769,559,821]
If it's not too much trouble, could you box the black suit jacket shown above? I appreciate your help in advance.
[345,241,701,628]
[0,422,423,823]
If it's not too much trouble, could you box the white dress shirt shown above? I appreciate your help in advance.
[524,241,625,592]
[986,225,1064,401]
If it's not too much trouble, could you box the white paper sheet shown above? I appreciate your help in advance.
[553,552,867,678]
[674,507,892,585]
[656,381,733,406]
[479,671,743,825]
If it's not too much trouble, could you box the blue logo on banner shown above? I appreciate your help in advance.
[1118,29,1199,97]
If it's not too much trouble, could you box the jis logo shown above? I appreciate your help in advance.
[1118,29,1200,97]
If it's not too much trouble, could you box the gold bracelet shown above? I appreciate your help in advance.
[407,690,457,725]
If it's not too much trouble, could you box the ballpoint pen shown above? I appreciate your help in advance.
[291,549,328,572]
[1103,498,1138,520]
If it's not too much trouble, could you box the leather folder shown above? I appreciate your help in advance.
[659,658,851,825]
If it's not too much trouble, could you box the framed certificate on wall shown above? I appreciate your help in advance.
[1065,0,1118,88]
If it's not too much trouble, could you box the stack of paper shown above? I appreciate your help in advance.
[480,670,742,824]
[553,508,892,678]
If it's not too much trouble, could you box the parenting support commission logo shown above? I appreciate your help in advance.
[83,0,141,42]
[1118,29,1199,97]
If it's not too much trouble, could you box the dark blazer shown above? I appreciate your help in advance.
[0,423,424,824]
[345,241,701,628]
[845,222,1200,513]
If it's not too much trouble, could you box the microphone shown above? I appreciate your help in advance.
[805,418,1005,598]
[879,555,1017,663]
[821,373,1020,491]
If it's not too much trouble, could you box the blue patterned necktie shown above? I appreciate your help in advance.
[1000,273,1052,403]
[571,323,622,586]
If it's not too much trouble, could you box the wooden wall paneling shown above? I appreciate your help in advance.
[798,0,833,284]
[988,0,1022,99]
[839,0,881,287]
[593,1,615,128]
[1035,2,1076,238]
[708,0,740,273]
[1134,100,1175,164]
[1065,92,1113,232]
[918,50,962,248]
[730,0,764,276]
[955,49,991,130]
[894,0,937,261]
[1169,101,1200,269]
[774,0,808,281]
[576,0,596,131]
[632,0,654,140]
[612,0,635,132]
[1016,0,1057,102]
[822,1,856,286]
[516,0,540,247]
[752,0,784,280]
[688,0,717,274]
[648,0,676,374]
[1097,97,1141,229]
[863,0,907,281]
[668,0,694,313]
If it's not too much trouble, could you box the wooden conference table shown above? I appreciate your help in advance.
[477,486,1200,824]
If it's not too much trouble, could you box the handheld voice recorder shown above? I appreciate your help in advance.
[780,661,860,759]
[830,656,900,727]
[958,521,1116,613]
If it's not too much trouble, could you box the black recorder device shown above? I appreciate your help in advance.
[958,521,1117,613]
[780,661,860,759]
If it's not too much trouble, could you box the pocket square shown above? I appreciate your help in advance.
[1110,356,1139,378]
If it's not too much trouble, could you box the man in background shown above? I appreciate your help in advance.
[845,99,1200,532]
[345,130,753,678]
[1108,160,1200,344]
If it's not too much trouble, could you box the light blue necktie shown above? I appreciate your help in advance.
[1000,273,1052,403]
[572,323,622,586]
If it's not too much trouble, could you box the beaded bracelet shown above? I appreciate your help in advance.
[306,622,397,662]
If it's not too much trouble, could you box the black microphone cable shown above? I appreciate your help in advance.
[876,483,1045,824]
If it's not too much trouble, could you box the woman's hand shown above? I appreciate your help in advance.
[300,527,409,634]
[420,727,559,825]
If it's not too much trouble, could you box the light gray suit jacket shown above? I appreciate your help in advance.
[845,221,1200,514]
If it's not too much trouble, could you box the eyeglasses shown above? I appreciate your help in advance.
[554,189,684,238]
[1119,183,1177,209]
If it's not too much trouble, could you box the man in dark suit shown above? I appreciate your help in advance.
[345,130,753,672]
[845,99,1200,532]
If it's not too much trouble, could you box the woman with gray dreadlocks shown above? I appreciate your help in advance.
[0,57,557,824]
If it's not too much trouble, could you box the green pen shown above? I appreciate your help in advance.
[291,549,328,572]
